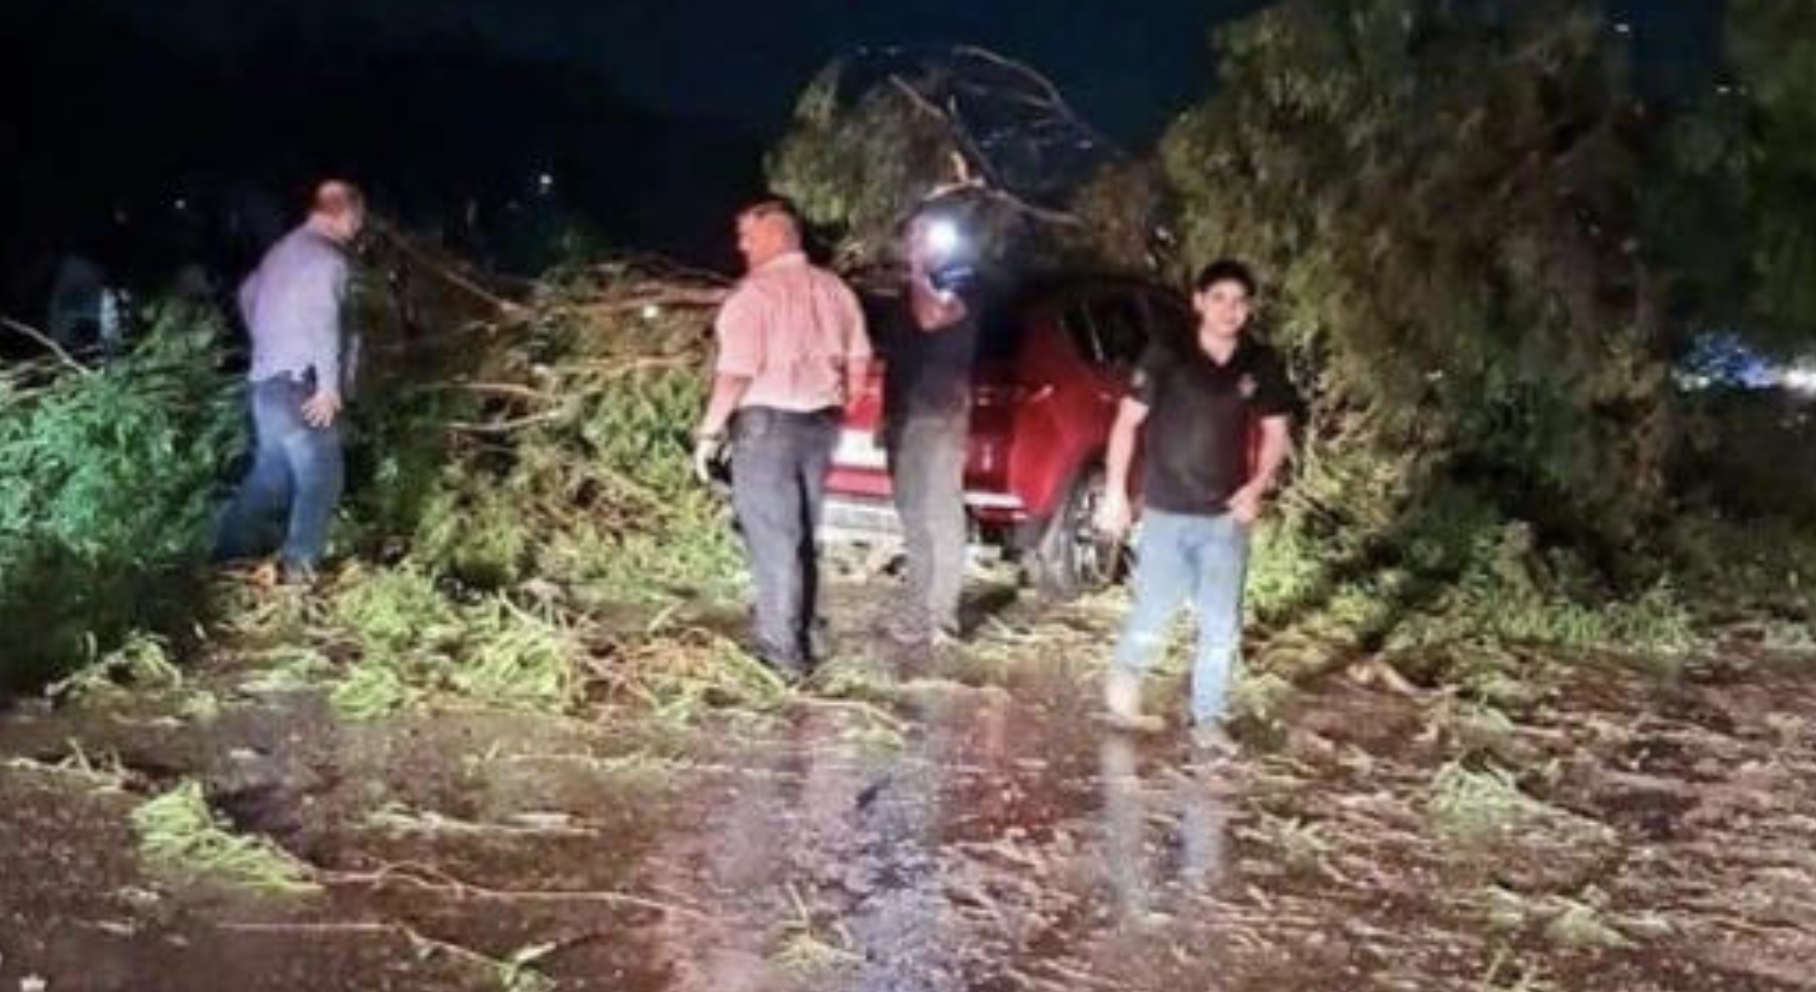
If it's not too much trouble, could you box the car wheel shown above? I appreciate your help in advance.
[1027,467,1127,601]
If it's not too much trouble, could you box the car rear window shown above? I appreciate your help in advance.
[976,297,1029,364]
[1057,291,1151,371]
[1143,292,1195,352]
[1090,296,1148,370]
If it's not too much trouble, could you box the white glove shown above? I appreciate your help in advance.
[692,431,727,485]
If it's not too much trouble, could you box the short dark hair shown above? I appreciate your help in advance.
[740,196,801,233]
[311,180,365,219]
[1193,259,1257,297]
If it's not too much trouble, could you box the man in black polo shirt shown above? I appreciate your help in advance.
[1095,259,1298,744]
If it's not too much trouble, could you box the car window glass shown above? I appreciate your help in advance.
[1144,293,1193,353]
[1088,295,1147,369]
[977,298,1028,363]
[1059,302,1104,363]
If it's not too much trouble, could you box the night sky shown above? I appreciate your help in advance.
[1,0,1724,303]
[104,0,1722,144]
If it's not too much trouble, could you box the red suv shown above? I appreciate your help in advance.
[822,275,1193,598]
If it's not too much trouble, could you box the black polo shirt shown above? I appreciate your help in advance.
[881,280,985,427]
[1130,333,1297,516]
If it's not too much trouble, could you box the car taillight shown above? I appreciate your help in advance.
[833,427,890,471]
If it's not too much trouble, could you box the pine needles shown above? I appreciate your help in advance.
[131,780,320,896]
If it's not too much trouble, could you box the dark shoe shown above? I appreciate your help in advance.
[277,559,320,588]
[760,654,808,684]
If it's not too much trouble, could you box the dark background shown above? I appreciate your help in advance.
[0,0,1722,313]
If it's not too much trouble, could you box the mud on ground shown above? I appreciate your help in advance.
[2,580,1813,992]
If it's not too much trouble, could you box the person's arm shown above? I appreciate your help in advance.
[698,287,764,437]
[693,287,761,481]
[840,281,872,402]
[1227,350,1299,524]
[1227,416,1292,524]
[696,373,753,440]
[300,256,348,428]
[237,269,261,328]
[1095,397,1150,536]
[692,372,753,484]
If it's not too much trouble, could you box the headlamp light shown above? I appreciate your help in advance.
[925,218,964,259]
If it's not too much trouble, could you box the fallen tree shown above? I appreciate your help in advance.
[6,2,1813,705]
[766,2,1815,672]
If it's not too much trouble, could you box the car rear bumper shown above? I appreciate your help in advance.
[819,494,905,545]
[819,491,1034,548]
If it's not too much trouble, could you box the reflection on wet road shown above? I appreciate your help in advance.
[6,625,1816,991]
[640,678,1249,992]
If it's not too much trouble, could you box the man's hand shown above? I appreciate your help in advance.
[1227,481,1266,526]
[692,431,727,485]
[1094,489,1134,538]
[302,388,342,429]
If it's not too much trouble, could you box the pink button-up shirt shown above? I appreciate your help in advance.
[714,252,871,412]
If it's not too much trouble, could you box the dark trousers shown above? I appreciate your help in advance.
[213,375,345,570]
[730,406,839,668]
[888,413,969,635]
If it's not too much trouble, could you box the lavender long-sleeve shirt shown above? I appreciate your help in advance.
[238,224,353,392]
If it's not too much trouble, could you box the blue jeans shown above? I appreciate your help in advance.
[213,376,344,570]
[1113,509,1251,724]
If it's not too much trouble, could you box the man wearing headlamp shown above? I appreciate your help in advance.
[881,213,983,648]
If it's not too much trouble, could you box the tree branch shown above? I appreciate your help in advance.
[1,316,93,376]
[368,218,526,320]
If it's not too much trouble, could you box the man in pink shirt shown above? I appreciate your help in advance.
[694,198,871,677]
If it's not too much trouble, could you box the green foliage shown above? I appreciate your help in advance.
[768,62,964,260]
[1727,0,1816,352]
[1542,891,1634,950]
[1156,0,1720,653]
[445,599,582,711]
[330,566,460,646]
[1428,760,1544,844]
[131,779,320,895]
[321,568,585,718]
[227,261,751,720]
[1662,509,1816,641]
[766,54,1139,272]
[1173,0,1670,515]
[1229,668,1296,729]
[1645,0,1816,358]
[1249,472,1696,663]
[0,303,242,689]
[383,293,743,604]
[45,631,184,705]
[1255,813,1332,875]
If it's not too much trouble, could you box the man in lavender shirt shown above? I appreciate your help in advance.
[213,180,364,581]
